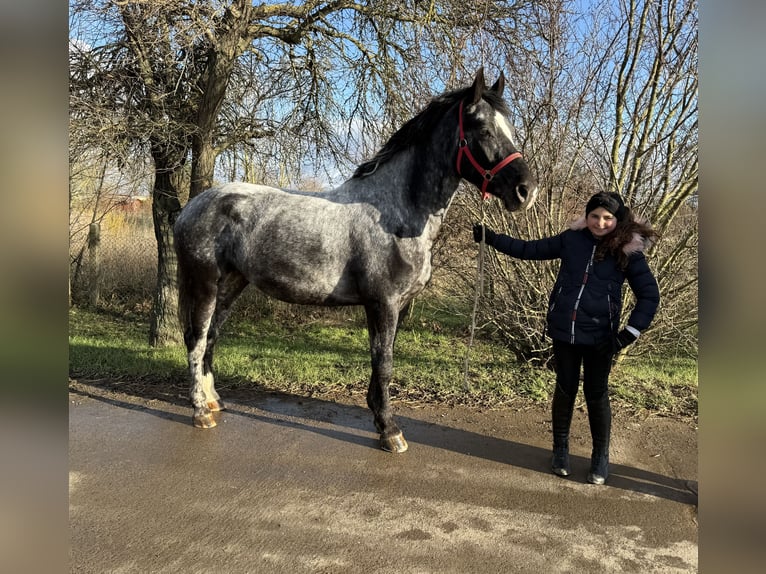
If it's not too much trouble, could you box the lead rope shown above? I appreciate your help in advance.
[462,12,489,392]
[463,198,487,391]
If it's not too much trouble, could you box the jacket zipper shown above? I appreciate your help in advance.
[569,245,597,344]
[607,292,613,333]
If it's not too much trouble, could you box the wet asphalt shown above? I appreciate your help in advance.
[69,383,697,573]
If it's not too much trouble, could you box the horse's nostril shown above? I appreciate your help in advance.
[517,184,529,199]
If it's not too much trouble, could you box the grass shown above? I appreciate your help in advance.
[68,301,697,420]
[610,356,698,417]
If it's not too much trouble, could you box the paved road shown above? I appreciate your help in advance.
[69,382,697,573]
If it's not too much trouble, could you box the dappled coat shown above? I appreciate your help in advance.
[488,217,660,346]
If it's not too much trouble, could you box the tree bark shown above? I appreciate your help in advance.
[148,146,185,347]
[87,222,101,308]
[190,135,218,199]
[189,2,253,199]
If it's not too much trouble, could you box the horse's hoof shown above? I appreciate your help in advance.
[380,432,408,453]
[193,412,217,429]
[207,400,225,412]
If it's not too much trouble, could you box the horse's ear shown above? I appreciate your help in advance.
[470,67,486,104]
[490,71,505,97]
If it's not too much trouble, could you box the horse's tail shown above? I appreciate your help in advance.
[175,248,192,350]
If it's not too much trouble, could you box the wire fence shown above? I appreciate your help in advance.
[70,208,157,310]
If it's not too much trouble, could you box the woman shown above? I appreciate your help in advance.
[473,192,660,484]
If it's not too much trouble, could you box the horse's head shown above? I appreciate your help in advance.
[457,68,538,211]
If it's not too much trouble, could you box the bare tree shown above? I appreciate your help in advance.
[69,26,152,306]
[69,0,538,346]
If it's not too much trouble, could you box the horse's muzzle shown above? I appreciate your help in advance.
[517,183,538,210]
[502,182,538,211]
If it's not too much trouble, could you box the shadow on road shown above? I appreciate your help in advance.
[70,380,697,506]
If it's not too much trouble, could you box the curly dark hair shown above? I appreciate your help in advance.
[595,206,659,270]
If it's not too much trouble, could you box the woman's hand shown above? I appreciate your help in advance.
[596,328,638,356]
[472,223,496,245]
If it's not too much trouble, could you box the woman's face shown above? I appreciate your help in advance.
[586,207,618,237]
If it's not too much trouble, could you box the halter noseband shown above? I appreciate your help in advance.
[456,100,523,200]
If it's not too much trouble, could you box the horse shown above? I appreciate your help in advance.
[173,68,538,453]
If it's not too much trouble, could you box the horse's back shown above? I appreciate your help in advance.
[175,182,283,230]
[174,182,377,305]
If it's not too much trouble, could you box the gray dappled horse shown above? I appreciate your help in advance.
[173,68,538,452]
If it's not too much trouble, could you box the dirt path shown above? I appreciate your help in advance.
[69,380,697,573]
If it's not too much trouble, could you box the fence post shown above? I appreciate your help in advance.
[87,222,102,307]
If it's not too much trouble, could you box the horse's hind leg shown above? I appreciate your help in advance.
[201,271,248,413]
[364,301,408,453]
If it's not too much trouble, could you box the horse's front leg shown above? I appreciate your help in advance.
[365,303,408,453]
[200,272,248,414]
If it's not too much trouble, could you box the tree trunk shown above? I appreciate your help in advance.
[87,222,101,308]
[190,135,218,199]
[148,150,185,347]
[189,3,253,198]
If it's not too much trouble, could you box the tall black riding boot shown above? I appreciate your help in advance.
[586,395,612,485]
[551,384,576,477]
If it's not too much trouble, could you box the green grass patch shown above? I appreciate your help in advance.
[69,307,186,381]
[610,355,698,417]
[69,304,696,419]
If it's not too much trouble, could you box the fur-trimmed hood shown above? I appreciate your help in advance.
[569,216,649,255]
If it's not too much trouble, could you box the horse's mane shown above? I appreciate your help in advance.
[353,86,511,179]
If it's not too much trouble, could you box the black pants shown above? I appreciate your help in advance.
[551,340,612,453]
[552,340,612,401]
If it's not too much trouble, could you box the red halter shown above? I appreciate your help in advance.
[456,100,523,200]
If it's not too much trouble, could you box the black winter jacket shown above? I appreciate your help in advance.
[488,219,660,346]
